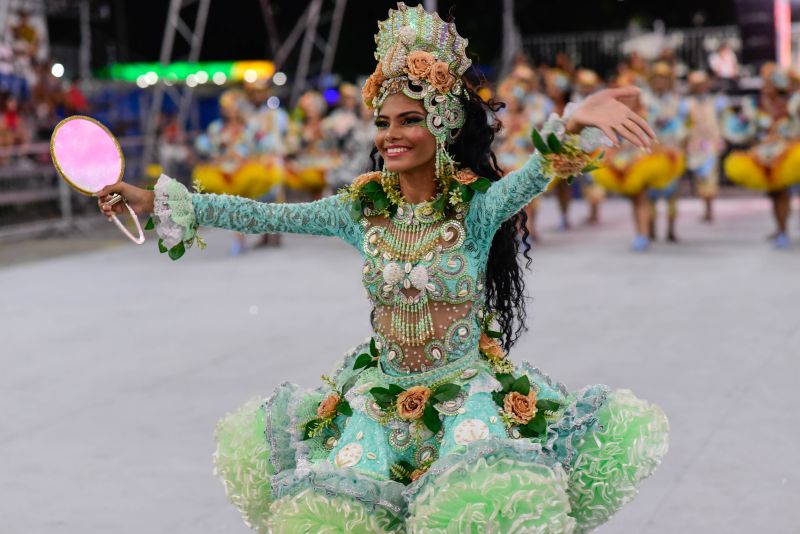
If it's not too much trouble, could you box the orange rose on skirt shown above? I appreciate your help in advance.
[503,390,537,425]
[317,393,341,419]
[396,386,431,420]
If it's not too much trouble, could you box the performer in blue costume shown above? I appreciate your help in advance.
[98,4,667,532]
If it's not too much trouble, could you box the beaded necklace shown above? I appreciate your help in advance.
[375,199,448,347]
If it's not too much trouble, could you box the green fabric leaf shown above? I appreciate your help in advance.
[372,195,389,213]
[432,195,446,213]
[158,239,168,254]
[528,413,547,435]
[566,175,575,185]
[496,373,515,392]
[486,329,502,339]
[537,399,561,412]
[432,383,461,402]
[461,185,475,202]
[388,384,406,396]
[511,375,531,395]
[422,404,442,434]
[361,181,382,194]
[168,241,185,261]
[370,338,378,357]
[518,424,537,438]
[144,216,155,230]
[303,419,320,440]
[145,184,155,191]
[337,400,353,417]
[370,387,394,408]
[353,353,374,370]
[350,199,363,220]
[532,130,550,154]
[341,374,359,395]
[492,391,505,407]
[547,133,563,154]
[470,176,492,193]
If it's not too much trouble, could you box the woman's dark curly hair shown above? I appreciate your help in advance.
[370,73,532,353]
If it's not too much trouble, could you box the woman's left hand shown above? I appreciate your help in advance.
[566,87,656,150]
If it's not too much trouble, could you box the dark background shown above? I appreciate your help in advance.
[48,0,741,80]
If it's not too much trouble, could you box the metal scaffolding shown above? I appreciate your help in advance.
[141,0,348,170]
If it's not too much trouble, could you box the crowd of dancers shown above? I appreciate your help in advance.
[176,55,800,254]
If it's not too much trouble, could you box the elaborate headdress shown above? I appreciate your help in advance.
[362,3,472,192]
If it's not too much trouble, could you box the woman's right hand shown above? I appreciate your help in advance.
[97,182,155,218]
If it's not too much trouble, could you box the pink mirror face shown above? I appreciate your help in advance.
[51,117,123,195]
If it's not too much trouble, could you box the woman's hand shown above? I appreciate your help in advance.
[97,182,155,218]
[565,87,656,150]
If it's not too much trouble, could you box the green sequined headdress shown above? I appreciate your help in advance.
[362,2,471,144]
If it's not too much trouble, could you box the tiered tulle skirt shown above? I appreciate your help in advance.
[214,344,669,533]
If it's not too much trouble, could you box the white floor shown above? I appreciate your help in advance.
[1,196,799,533]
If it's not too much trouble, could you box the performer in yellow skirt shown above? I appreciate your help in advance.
[723,64,800,248]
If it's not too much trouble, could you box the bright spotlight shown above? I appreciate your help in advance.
[267,96,280,109]
[51,63,65,78]
[136,75,148,88]
[273,71,287,86]
[195,71,209,84]
[186,74,198,88]
[213,72,227,85]
[145,71,158,85]
[244,69,258,83]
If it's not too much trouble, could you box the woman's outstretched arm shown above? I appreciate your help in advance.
[98,175,363,253]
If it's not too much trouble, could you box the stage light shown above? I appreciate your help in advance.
[136,75,148,88]
[195,71,209,84]
[145,71,158,85]
[186,74,198,88]
[244,69,258,83]
[273,72,287,86]
[267,96,280,109]
[213,72,227,85]
[51,63,65,78]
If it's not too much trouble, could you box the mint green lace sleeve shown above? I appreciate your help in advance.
[191,190,363,249]
[465,154,551,249]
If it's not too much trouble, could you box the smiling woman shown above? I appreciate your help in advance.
[95,2,665,532]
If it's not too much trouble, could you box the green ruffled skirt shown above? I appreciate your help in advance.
[214,344,669,533]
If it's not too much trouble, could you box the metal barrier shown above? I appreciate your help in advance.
[522,25,742,74]
[0,136,147,239]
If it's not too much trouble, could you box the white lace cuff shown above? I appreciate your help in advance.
[541,102,615,152]
[153,174,198,250]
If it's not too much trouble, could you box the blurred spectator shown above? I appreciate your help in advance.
[709,42,739,91]
[63,80,89,115]
[10,9,39,61]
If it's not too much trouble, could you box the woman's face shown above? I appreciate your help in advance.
[374,93,436,174]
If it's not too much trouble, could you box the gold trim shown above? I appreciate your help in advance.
[50,115,125,197]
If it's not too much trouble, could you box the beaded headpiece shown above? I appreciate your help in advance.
[363,2,471,144]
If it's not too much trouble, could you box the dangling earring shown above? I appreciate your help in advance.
[434,138,456,195]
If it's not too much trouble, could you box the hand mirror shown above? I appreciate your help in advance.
[51,115,145,244]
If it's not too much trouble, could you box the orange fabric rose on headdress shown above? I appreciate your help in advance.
[362,62,386,108]
[429,61,455,93]
[406,51,435,81]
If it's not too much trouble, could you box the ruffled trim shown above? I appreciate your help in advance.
[407,455,576,534]
[567,389,670,533]
[271,464,408,516]
[268,488,405,533]
[153,174,197,249]
[402,437,555,503]
[213,397,274,533]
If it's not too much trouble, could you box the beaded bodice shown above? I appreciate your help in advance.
[361,200,482,374]
[181,155,551,380]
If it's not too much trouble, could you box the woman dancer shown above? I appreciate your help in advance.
[724,64,800,248]
[99,4,667,532]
